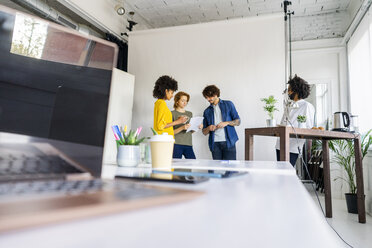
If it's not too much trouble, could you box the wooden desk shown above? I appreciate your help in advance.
[245,126,366,223]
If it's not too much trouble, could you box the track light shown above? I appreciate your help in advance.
[115,4,125,15]
[127,20,137,31]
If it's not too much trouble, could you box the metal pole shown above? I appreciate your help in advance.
[283,1,293,84]
[284,14,289,87]
[284,2,289,87]
[288,12,292,79]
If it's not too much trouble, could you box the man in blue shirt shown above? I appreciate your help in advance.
[202,85,240,160]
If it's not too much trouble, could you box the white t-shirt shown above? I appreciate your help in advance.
[275,99,315,154]
[213,103,226,142]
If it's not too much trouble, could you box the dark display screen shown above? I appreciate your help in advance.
[0,6,118,176]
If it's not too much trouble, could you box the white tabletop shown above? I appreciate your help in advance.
[0,160,345,248]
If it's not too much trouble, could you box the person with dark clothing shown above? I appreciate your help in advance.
[202,85,240,160]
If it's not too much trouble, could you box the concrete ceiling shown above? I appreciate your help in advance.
[122,0,363,41]
[0,0,365,41]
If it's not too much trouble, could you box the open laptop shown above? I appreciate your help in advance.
[0,5,200,233]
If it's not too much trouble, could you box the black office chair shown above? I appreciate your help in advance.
[307,150,324,193]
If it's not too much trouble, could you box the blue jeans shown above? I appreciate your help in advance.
[212,142,236,160]
[173,144,196,159]
[276,149,299,167]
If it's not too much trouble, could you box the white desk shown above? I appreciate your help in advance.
[0,160,345,248]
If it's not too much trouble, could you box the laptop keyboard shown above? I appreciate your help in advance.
[0,179,171,200]
[0,179,104,199]
[0,154,172,201]
[0,155,84,182]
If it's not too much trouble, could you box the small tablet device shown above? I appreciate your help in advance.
[171,169,247,178]
[115,171,209,184]
[215,170,248,178]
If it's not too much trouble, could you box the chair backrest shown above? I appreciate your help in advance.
[308,150,323,166]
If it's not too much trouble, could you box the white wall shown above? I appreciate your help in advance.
[293,38,357,201]
[292,38,348,199]
[293,39,372,215]
[103,69,134,164]
[366,154,372,214]
[128,14,285,161]
[292,38,348,115]
[346,9,372,214]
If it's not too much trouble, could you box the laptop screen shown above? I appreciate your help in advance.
[0,6,118,177]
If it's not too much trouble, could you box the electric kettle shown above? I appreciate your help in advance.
[332,112,350,132]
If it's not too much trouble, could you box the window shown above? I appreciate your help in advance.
[347,10,372,134]
[11,13,48,59]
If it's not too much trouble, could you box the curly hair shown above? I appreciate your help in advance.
[173,91,190,109]
[153,75,178,99]
[287,75,311,100]
[202,85,220,98]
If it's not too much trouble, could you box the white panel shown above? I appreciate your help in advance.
[347,10,372,134]
[347,8,372,215]
[128,15,285,161]
[102,69,135,164]
[57,0,126,38]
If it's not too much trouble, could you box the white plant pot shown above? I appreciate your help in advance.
[117,145,140,167]
[266,119,276,127]
[298,122,307,129]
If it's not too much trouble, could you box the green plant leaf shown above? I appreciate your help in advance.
[361,129,372,158]
[329,139,358,193]
[297,115,306,123]
[151,127,158,135]
[134,137,146,145]
[262,96,278,119]
[126,130,136,145]
[261,95,278,105]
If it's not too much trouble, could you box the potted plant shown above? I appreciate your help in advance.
[261,95,278,127]
[112,126,147,167]
[297,115,307,128]
[329,129,372,213]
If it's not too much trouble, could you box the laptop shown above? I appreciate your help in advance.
[0,5,200,233]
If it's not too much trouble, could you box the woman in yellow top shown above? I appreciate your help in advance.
[153,75,188,137]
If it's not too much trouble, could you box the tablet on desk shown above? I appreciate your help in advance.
[167,169,247,178]
[115,171,209,184]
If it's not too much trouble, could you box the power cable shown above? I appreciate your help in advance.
[286,119,354,248]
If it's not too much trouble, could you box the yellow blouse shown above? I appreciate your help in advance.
[154,99,174,137]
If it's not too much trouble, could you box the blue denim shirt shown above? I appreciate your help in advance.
[203,99,240,151]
